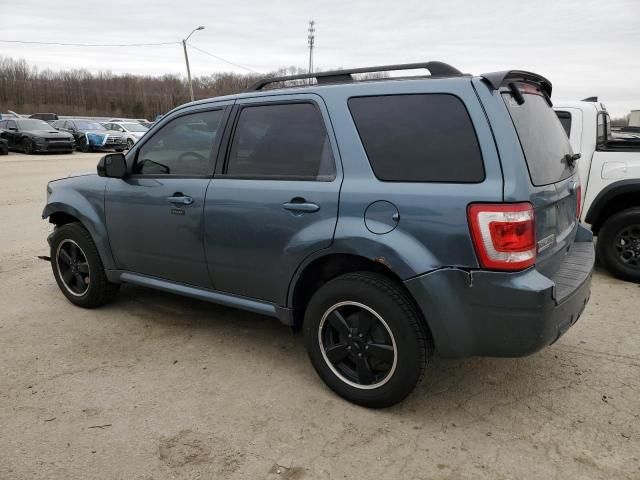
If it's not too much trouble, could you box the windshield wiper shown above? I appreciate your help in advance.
[563,153,581,168]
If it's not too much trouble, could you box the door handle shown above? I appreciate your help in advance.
[167,194,194,206]
[282,198,320,213]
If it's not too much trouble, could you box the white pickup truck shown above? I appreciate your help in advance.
[554,99,640,282]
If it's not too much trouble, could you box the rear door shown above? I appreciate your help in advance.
[501,83,580,276]
[204,94,341,304]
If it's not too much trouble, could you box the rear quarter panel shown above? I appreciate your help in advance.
[316,77,505,278]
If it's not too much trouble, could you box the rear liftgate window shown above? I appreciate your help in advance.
[348,94,484,182]
[502,84,574,186]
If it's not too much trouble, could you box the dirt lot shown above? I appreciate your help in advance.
[0,151,639,480]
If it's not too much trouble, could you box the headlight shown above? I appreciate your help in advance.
[47,183,52,200]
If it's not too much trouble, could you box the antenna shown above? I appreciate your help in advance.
[308,20,315,76]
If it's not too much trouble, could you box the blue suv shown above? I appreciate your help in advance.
[43,62,595,407]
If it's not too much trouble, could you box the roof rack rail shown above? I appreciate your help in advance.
[247,61,463,91]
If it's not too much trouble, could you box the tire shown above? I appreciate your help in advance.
[126,139,134,150]
[78,137,90,153]
[115,148,124,153]
[22,138,34,154]
[50,223,119,308]
[303,272,432,408]
[597,207,640,282]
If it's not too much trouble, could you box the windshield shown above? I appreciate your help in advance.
[502,84,574,186]
[17,119,52,130]
[121,123,148,132]
[75,121,106,131]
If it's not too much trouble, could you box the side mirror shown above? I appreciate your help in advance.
[8,127,17,131]
[97,153,127,178]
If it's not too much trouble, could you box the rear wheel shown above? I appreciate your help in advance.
[597,207,640,282]
[50,223,119,307]
[22,138,34,154]
[303,272,432,408]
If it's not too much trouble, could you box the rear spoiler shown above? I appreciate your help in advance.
[481,70,552,97]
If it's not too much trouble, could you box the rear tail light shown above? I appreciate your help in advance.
[467,203,536,271]
[576,185,582,220]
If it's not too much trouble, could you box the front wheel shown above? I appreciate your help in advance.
[597,208,640,282]
[126,139,134,150]
[78,137,91,153]
[22,138,34,154]
[303,272,432,408]
[50,223,119,307]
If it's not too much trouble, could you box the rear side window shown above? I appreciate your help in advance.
[348,94,484,182]
[502,84,573,186]
[226,103,335,180]
[555,111,572,137]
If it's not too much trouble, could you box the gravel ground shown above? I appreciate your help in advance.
[1,151,639,480]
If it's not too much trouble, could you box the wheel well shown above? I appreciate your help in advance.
[590,192,640,234]
[290,254,417,329]
[48,211,80,227]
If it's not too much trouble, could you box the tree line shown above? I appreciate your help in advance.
[0,56,272,119]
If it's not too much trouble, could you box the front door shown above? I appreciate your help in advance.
[204,95,342,304]
[105,105,231,287]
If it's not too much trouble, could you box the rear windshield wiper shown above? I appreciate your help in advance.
[562,153,581,168]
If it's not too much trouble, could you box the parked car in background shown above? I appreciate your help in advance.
[555,99,640,282]
[0,138,8,155]
[29,113,59,124]
[44,63,594,408]
[102,121,149,149]
[0,118,75,154]
[52,119,126,153]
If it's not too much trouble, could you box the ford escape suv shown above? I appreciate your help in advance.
[43,62,595,408]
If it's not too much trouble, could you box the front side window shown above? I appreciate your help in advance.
[225,103,336,180]
[134,109,224,176]
[348,94,484,182]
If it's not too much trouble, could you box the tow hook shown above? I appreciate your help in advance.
[38,255,51,262]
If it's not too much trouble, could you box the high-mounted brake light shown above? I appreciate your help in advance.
[467,203,536,271]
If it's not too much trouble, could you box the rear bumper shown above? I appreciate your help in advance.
[405,227,595,358]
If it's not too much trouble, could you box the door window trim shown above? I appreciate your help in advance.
[217,99,338,182]
[129,105,231,179]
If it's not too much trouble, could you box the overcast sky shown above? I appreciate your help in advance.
[1,0,638,116]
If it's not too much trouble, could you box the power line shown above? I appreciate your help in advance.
[0,39,178,47]
[187,43,261,74]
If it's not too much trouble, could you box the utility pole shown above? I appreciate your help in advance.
[307,20,315,75]
[182,26,205,102]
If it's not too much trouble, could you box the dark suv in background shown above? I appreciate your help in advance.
[43,62,594,408]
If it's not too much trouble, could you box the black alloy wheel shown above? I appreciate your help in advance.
[79,137,90,153]
[319,301,397,388]
[22,138,34,154]
[50,223,119,307]
[614,224,640,269]
[303,272,432,408]
[56,239,91,297]
[597,208,640,282]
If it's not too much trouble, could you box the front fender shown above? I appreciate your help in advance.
[42,178,116,269]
